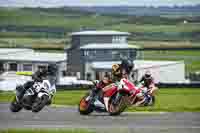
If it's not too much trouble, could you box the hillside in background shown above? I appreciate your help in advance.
[0,6,200,73]
[70,5,200,17]
[0,6,200,41]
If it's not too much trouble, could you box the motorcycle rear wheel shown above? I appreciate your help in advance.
[78,94,93,115]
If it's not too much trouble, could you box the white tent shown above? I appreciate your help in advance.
[90,60,185,83]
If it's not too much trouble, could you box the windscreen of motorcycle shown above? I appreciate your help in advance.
[25,88,35,96]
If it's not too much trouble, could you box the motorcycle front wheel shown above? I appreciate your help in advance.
[108,96,128,116]
[32,95,49,113]
[10,97,23,112]
[78,93,94,115]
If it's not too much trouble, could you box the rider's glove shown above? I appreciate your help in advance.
[118,84,123,90]
[118,79,126,90]
[34,83,41,93]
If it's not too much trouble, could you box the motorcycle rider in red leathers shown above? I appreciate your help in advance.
[96,73,113,91]
[111,60,145,106]
[92,73,113,102]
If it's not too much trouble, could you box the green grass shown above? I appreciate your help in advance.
[109,23,200,41]
[128,88,200,112]
[0,8,118,29]
[0,38,67,50]
[0,31,66,38]
[140,50,200,56]
[1,88,200,112]
[0,38,68,45]
[129,41,200,49]
[0,91,15,103]
[52,90,87,106]
[186,61,200,73]
[109,23,200,33]
[0,129,94,133]
[1,7,200,45]
[1,7,200,42]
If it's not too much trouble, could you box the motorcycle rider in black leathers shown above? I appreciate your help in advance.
[16,64,58,102]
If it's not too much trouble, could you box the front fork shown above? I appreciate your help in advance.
[85,90,94,102]
[103,97,110,112]
[103,93,121,112]
[113,92,122,105]
[15,86,26,102]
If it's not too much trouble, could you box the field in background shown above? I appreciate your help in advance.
[1,88,200,112]
[129,41,200,48]
[1,7,200,41]
[0,38,66,50]
[0,129,93,133]
[0,8,117,30]
[0,7,200,74]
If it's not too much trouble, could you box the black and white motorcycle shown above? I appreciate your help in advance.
[10,80,56,113]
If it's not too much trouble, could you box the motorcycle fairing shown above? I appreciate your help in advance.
[102,84,118,97]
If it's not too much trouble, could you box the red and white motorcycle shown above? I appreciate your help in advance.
[78,80,141,116]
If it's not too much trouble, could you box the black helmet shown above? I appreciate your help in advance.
[47,64,58,76]
[144,71,151,79]
[120,59,134,74]
[38,66,48,76]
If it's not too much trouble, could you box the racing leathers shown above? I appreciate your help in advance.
[139,75,157,105]
[139,75,157,96]
[91,78,113,102]
[16,69,48,101]
[114,78,145,106]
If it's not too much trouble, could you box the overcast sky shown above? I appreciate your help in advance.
[1,0,200,7]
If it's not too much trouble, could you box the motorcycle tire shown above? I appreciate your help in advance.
[10,97,23,112]
[109,96,127,116]
[78,94,93,115]
[32,95,49,113]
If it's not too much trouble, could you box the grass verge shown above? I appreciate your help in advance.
[0,88,200,112]
[128,88,200,112]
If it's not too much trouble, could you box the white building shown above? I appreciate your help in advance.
[88,60,185,84]
[66,30,186,83]
[134,60,185,83]
[0,48,67,81]
[66,30,139,80]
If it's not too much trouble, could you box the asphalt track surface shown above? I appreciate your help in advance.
[0,103,200,133]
